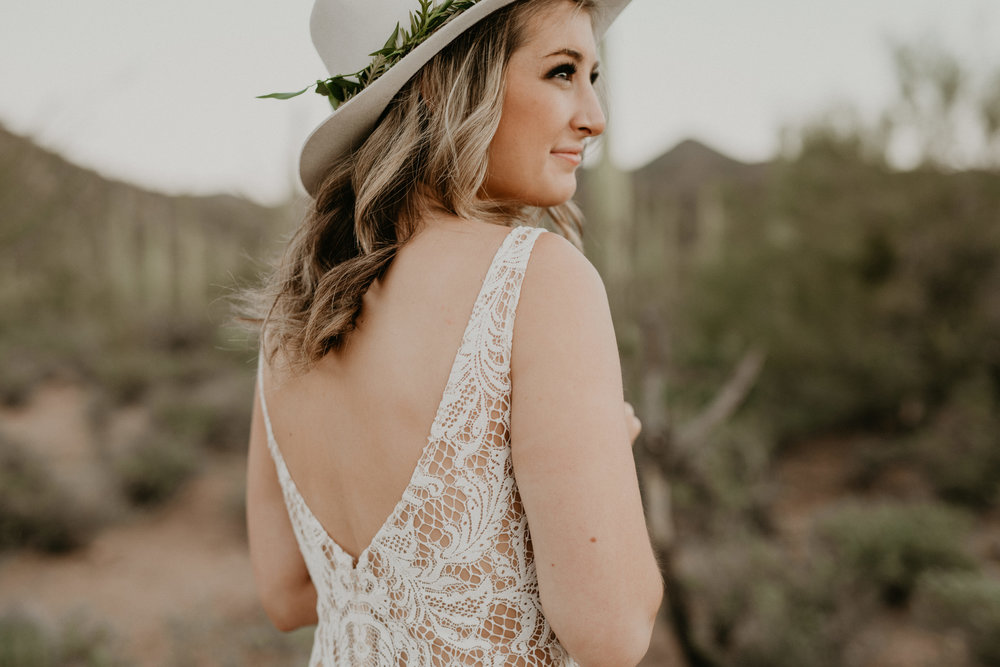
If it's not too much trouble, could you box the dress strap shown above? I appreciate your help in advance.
[256,347,276,445]
[256,347,292,488]
[488,225,545,359]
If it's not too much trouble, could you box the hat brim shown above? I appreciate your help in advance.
[299,0,631,196]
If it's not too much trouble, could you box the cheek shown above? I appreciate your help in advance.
[497,81,552,151]
[488,103,541,179]
[484,80,570,201]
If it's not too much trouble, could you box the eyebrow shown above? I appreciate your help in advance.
[545,48,583,61]
[544,48,600,68]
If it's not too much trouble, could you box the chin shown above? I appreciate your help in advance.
[527,180,577,208]
[482,176,577,208]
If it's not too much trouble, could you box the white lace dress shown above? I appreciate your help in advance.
[258,225,579,666]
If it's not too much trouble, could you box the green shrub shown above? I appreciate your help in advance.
[682,539,848,667]
[87,348,174,406]
[85,338,228,409]
[917,571,1000,666]
[817,502,974,606]
[730,578,840,667]
[691,418,775,524]
[153,399,218,446]
[0,336,59,409]
[151,384,251,453]
[0,610,124,667]
[0,610,50,667]
[163,609,313,666]
[115,435,197,507]
[0,434,96,553]
[673,135,1000,443]
[0,360,39,408]
[916,374,1000,509]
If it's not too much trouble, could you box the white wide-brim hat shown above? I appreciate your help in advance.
[299,0,632,196]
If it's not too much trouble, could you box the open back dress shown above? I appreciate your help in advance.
[257,225,579,666]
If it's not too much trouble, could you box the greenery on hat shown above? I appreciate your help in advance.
[259,0,482,110]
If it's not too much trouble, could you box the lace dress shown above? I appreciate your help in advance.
[258,225,579,666]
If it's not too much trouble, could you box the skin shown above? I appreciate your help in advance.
[483,3,606,206]
[248,2,662,663]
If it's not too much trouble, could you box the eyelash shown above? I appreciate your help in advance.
[547,63,600,84]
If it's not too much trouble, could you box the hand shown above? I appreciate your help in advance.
[624,401,642,444]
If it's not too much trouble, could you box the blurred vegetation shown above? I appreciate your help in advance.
[913,373,1000,508]
[164,609,314,667]
[0,609,126,667]
[114,434,199,507]
[682,538,849,667]
[917,571,1000,665]
[1,33,999,667]
[676,128,1000,443]
[0,433,98,553]
[0,122,291,542]
[578,37,1000,667]
[817,502,974,606]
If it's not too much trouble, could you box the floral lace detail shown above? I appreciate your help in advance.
[259,226,578,666]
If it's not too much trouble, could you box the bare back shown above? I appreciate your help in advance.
[250,215,662,664]
[261,217,514,562]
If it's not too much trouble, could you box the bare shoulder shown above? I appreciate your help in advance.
[516,230,611,349]
[524,230,605,294]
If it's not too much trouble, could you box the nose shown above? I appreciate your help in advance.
[574,82,606,138]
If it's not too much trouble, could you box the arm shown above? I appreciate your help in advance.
[246,382,318,631]
[510,232,663,667]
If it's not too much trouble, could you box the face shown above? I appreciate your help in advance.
[483,2,605,207]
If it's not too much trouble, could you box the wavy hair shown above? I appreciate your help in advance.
[250,0,596,373]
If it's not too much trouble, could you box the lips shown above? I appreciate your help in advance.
[551,147,583,166]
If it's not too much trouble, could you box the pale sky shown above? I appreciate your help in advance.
[1,0,997,206]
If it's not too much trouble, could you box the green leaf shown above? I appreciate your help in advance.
[315,79,334,98]
[263,1,482,107]
[256,86,310,100]
[383,23,400,50]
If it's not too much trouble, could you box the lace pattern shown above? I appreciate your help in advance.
[259,226,579,665]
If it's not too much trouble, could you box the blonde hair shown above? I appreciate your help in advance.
[252,0,596,372]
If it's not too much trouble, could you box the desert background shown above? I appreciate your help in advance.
[2,1,1000,666]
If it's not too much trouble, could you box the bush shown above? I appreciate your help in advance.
[150,382,252,453]
[0,610,50,666]
[916,374,1000,509]
[689,418,775,527]
[0,609,124,667]
[917,571,1000,666]
[817,502,974,606]
[163,608,313,666]
[730,578,839,667]
[87,348,178,406]
[0,359,39,408]
[0,434,96,553]
[673,136,1000,443]
[681,538,849,667]
[115,435,197,507]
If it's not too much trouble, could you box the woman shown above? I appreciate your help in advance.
[246,0,663,664]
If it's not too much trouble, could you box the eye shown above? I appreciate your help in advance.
[590,70,600,84]
[546,63,577,81]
